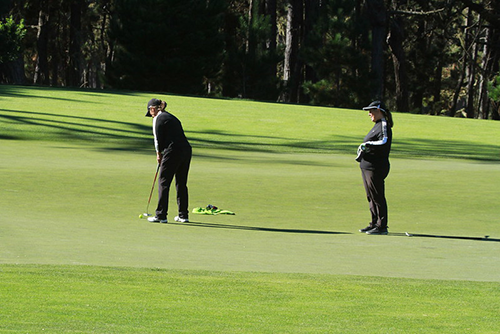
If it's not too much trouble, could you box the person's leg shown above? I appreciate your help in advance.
[156,154,179,219]
[175,149,192,219]
[361,169,378,227]
[363,168,389,229]
[371,173,387,228]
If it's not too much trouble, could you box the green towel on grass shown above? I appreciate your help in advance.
[193,205,235,215]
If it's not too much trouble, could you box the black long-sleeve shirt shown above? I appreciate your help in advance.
[153,111,191,154]
[359,118,392,171]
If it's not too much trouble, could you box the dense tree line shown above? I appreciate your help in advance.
[0,0,499,119]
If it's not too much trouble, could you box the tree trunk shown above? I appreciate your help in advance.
[50,10,62,87]
[464,9,478,118]
[246,0,254,54]
[449,61,466,117]
[67,0,84,87]
[302,0,320,103]
[387,1,409,112]
[266,0,277,92]
[432,61,443,116]
[449,9,474,117]
[432,28,445,116]
[266,0,277,54]
[34,0,51,85]
[291,0,303,103]
[478,23,491,119]
[489,23,500,120]
[478,19,500,119]
[221,2,240,97]
[366,0,387,100]
[97,3,110,89]
[281,0,301,103]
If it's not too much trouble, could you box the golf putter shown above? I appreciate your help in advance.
[140,164,160,218]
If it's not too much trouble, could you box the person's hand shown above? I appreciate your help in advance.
[156,152,162,164]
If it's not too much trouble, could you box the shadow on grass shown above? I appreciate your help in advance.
[0,109,149,135]
[171,221,352,235]
[0,84,139,100]
[1,108,499,162]
[186,131,500,162]
[177,129,500,162]
[0,108,151,148]
[394,139,500,162]
[170,223,499,240]
[390,232,500,242]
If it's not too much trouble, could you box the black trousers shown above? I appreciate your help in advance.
[361,167,389,229]
[156,147,192,219]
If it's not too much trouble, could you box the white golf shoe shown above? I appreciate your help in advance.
[147,216,168,223]
[174,216,189,223]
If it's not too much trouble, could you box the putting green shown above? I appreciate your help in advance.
[1,85,499,282]
[1,139,499,281]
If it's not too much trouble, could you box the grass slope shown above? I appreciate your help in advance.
[1,84,499,160]
[1,85,500,332]
[1,265,500,333]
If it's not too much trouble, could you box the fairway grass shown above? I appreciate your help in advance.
[1,85,500,332]
[1,140,499,281]
[1,264,499,333]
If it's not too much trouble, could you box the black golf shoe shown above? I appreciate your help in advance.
[366,226,388,235]
[359,224,375,233]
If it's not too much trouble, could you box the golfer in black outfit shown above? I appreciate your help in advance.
[145,98,192,223]
[356,101,393,235]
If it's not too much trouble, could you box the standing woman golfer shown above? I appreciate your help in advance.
[356,101,393,235]
[145,98,192,223]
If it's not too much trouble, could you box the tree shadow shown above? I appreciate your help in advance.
[187,132,500,162]
[170,221,352,235]
[0,108,353,166]
[1,109,148,133]
[0,84,139,99]
[0,108,151,148]
[394,138,500,162]
[1,106,499,162]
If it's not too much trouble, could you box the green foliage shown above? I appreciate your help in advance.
[301,0,371,107]
[221,0,280,100]
[106,0,226,94]
[488,74,500,102]
[401,1,463,113]
[0,16,26,63]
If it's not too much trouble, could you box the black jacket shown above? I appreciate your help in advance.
[359,118,392,171]
[153,111,191,154]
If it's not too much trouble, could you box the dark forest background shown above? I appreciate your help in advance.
[1,0,499,118]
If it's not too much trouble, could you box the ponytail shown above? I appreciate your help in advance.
[384,109,394,128]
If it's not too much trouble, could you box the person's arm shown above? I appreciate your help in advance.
[365,119,389,147]
[153,115,162,164]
